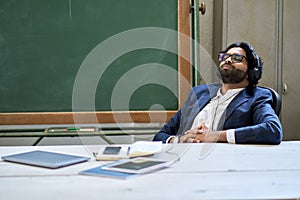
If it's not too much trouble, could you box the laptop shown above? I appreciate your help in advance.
[1,150,90,169]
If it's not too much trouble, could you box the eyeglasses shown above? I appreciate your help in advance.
[218,53,247,63]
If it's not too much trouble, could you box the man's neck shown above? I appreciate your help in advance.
[221,82,248,95]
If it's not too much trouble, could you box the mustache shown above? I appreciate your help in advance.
[220,63,235,69]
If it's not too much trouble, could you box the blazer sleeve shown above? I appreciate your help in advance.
[233,88,283,144]
[152,110,181,143]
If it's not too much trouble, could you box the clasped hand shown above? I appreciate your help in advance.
[178,123,227,143]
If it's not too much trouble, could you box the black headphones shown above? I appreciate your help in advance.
[248,49,263,84]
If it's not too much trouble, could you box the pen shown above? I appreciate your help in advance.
[47,127,96,132]
[127,146,131,155]
[66,127,79,131]
[47,128,66,133]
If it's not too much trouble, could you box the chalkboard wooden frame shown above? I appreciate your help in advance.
[0,0,191,125]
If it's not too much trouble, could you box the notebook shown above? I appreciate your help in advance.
[79,165,137,179]
[1,150,90,169]
[95,141,163,161]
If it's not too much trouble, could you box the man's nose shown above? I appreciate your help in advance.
[224,57,232,63]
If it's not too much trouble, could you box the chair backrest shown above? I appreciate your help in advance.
[258,86,282,116]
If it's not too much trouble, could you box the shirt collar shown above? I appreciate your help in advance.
[217,87,244,97]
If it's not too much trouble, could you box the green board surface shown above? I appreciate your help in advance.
[0,0,178,112]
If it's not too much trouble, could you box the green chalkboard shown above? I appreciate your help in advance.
[0,0,181,114]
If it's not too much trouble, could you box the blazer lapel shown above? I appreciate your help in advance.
[180,84,220,133]
[194,84,220,117]
[217,89,250,130]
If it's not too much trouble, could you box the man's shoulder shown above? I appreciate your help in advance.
[252,86,273,96]
[190,83,221,98]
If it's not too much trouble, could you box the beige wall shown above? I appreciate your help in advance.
[199,0,300,140]
[282,0,300,140]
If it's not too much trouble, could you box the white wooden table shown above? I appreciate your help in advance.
[1,142,300,200]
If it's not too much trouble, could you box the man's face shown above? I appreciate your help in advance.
[218,47,248,84]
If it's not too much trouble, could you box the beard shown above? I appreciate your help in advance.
[218,64,247,84]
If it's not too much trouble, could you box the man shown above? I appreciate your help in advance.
[153,42,282,144]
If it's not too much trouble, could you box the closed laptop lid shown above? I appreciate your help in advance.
[1,150,90,169]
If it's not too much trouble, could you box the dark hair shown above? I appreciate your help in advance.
[221,42,263,94]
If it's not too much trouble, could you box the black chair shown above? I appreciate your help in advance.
[258,86,282,116]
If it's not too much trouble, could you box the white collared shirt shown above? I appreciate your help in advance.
[191,88,244,143]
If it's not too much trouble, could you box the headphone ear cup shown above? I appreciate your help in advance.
[248,52,262,83]
[251,67,262,81]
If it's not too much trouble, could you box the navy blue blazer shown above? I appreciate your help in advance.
[153,83,283,144]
